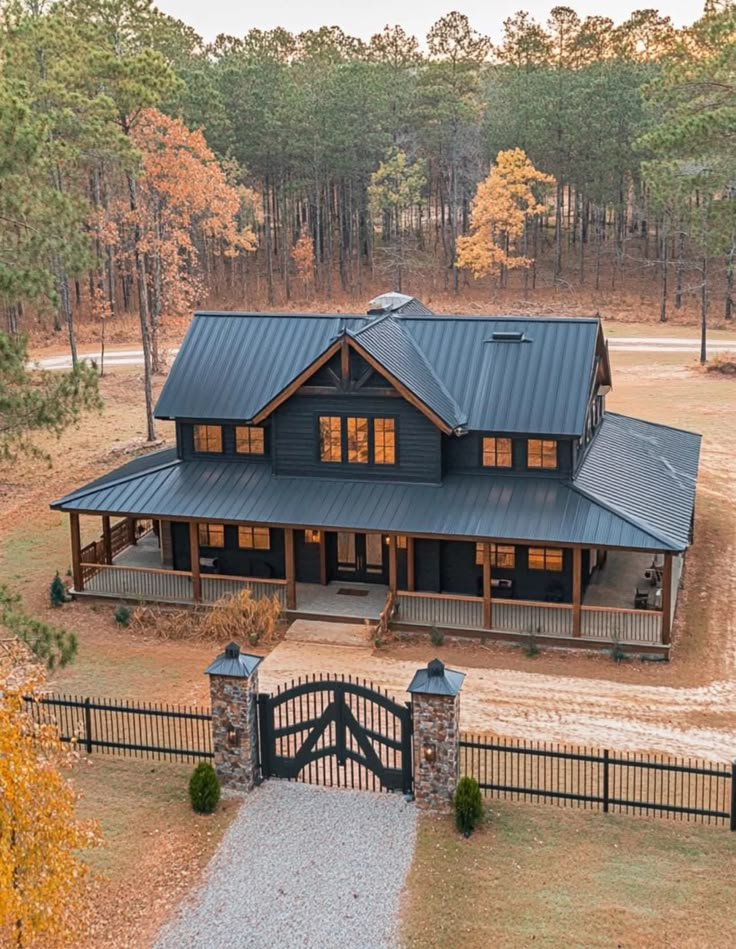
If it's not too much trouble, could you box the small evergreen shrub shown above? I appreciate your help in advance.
[189,763,221,814]
[611,639,627,663]
[114,605,131,626]
[523,631,540,658]
[429,625,444,647]
[49,572,68,607]
[454,776,484,837]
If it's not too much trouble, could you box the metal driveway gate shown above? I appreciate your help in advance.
[257,675,413,793]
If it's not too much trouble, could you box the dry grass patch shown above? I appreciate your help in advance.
[402,803,736,948]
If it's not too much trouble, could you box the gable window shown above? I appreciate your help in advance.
[319,416,342,462]
[374,418,396,464]
[527,439,558,469]
[482,437,512,468]
[347,417,369,463]
[528,547,563,571]
[193,425,222,453]
[475,543,516,568]
[198,523,225,547]
[235,425,265,455]
[238,526,270,549]
[304,529,321,544]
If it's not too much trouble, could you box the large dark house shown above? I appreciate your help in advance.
[53,306,700,655]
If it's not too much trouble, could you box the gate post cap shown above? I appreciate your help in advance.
[407,657,465,696]
[205,642,263,678]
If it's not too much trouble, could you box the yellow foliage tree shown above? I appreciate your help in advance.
[456,148,554,282]
[291,230,315,299]
[0,681,100,947]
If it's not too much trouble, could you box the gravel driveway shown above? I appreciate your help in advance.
[156,782,416,949]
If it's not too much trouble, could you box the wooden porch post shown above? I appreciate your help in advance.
[189,521,201,602]
[482,542,492,629]
[572,547,582,637]
[319,531,327,586]
[388,535,398,594]
[102,515,113,565]
[661,552,673,646]
[285,527,296,610]
[70,512,83,592]
[407,537,415,592]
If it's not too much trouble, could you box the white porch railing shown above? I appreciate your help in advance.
[581,606,661,643]
[201,574,287,607]
[395,592,483,628]
[492,598,573,637]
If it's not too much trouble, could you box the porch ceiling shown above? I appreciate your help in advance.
[52,452,679,552]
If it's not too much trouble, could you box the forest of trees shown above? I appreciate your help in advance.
[2,2,734,369]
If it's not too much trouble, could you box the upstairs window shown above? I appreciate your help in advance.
[319,416,342,462]
[193,425,222,453]
[475,543,516,569]
[528,547,563,571]
[527,439,558,469]
[235,425,265,455]
[482,437,512,468]
[198,523,225,547]
[374,418,396,464]
[238,526,270,549]
[347,417,369,464]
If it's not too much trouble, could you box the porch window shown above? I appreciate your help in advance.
[238,526,271,550]
[482,437,512,468]
[374,418,396,464]
[347,417,369,463]
[198,523,225,547]
[305,529,321,543]
[235,425,265,455]
[193,425,222,453]
[319,416,342,462]
[527,439,558,469]
[475,543,516,568]
[528,547,563,571]
[385,535,408,549]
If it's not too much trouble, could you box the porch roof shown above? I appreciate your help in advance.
[52,445,684,552]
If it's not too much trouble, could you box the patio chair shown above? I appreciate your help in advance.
[634,587,649,610]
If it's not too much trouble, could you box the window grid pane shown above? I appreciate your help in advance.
[482,437,512,467]
[347,417,369,463]
[374,418,396,464]
[528,547,563,571]
[319,416,342,462]
[194,425,222,453]
[198,523,225,547]
[528,439,558,469]
[474,543,516,568]
[238,526,271,549]
[236,426,265,454]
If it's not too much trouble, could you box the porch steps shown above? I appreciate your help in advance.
[284,619,372,648]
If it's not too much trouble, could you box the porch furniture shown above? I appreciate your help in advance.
[634,587,649,610]
[199,556,219,573]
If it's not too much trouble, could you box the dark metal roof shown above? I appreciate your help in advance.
[70,447,178,494]
[351,316,466,429]
[154,312,601,437]
[367,292,434,315]
[407,659,465,696]
[52,452,681,552]
[204,641,263,678]
[576,412,701,551]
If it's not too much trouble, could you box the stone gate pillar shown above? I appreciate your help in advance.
[407,658,466,814]
[205,642,263,790]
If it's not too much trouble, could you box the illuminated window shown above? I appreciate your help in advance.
[319,416,342,462]
[304,530,321,544]
[385,535,408,549]
[374,418,396,465]
[482,437,512,468]
[528,547,563,571]
[238,527,271,550]
[235,426,265,454]
[475,543,516,568]
[347,417,369,463]
[527,439,558,469]
[198,523,225,547]
[193,425,222,453]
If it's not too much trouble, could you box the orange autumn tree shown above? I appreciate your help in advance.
[126,109,258,369]
[0,680,100,947]
[456,148,554,283]
[291,230,315,299]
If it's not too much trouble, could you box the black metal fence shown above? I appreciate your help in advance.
[24,693,213,763]
[460,734,735,829]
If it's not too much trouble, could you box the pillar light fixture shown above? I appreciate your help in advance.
[227,725,240,748]
[422,741,437,764]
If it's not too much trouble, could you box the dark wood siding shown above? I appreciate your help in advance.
[272,394,442,482]
[171,522,285,578]
[443,433,574,477]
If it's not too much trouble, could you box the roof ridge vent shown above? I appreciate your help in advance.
[487,330,532,343]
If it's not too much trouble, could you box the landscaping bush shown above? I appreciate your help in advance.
[49,572,68,607]
[454,776,484,837]
[429,625,444,647]
[114,605,131,626]
[523,630,540,658]
[130,590,282,644]
[189,762,221,814]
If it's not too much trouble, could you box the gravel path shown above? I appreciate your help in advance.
[156,782,417,949]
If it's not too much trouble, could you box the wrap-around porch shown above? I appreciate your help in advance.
[68,514,679,652]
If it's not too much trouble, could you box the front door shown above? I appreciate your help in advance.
[335,532,387,583]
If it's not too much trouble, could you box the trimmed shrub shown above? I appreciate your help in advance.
[189,762,221,814]
[114,605,131,626]
[454,776,484,837]
[429,625,444,647]
[49,572,68,607]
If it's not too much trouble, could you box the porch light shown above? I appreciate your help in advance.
[422,742,437,764]
[227,725,241,748]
